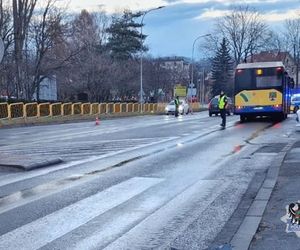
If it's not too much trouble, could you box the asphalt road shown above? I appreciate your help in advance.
[0,112,297,249]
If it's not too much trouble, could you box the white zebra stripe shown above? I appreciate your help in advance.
[0,177,163,250]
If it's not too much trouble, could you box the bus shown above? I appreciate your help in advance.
[234,61,294,122]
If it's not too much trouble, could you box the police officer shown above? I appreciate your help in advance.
[174,96,179,117]
[218,90,228,128]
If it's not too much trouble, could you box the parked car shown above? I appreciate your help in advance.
[208,96,233,116]
[165,99,190,115]
[290,94,300,113]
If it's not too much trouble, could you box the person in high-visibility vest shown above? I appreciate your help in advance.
[174,96,179,117]
[218,90,228,128]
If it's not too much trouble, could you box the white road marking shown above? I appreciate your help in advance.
[0,177,163,250]
[104,180,229,250]
[71,180,225,250]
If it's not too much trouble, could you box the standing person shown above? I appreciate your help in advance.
[174,96,180,117]
[218,90,228,128]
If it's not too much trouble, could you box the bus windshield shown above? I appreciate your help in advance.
[235,67,283,92]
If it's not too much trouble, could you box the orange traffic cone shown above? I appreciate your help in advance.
[95,117,100,126]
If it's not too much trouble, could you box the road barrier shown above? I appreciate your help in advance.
[0,102,203,125]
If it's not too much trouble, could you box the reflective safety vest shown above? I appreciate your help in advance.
[218,95,227,109]
[175,98,179,107]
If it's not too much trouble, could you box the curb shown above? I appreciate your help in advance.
[0,158,63,171]
[229,141,295,250]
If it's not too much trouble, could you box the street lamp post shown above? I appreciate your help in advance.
[190,34,211,103]
[0,39,4,63]
[140,6,165,113]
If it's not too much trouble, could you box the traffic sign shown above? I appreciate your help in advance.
[0,39,4,63]
[174,84,187,97]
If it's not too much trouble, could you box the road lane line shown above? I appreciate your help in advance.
[0,177,163,250]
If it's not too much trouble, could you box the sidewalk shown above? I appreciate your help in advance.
[209,130,300,250]
[248,139,300,249]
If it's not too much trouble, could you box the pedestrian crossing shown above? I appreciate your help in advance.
[0,177,164,250]
[0,155,265,248]
[0,165,253,250]
[0,114,247,249]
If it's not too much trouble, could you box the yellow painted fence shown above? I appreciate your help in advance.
[0,102,201,120]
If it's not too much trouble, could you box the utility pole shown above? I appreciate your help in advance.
[294,43,299,89]
[190,34,211,104]
[140,6,165,113]
[201,68,205,105]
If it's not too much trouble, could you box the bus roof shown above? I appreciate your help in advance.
[236,61,284,69]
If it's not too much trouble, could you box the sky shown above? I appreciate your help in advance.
[68,0,300,58]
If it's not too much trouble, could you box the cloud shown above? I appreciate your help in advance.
[68,0,169,13]
[195,8,230,19]
[195,6,300,22]
[262,9,300,22]
[167,0,282,4]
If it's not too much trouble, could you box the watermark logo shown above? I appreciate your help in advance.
[281,201,300,237]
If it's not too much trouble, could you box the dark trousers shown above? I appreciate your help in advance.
[220,108,226,127]
[175,106,179,117]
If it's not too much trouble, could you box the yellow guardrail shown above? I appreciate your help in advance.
[0,103,8,119]
[91,103,99,115]
[25,103,38,117]
[10,102,24,118]
[0,102,205,122]
[50,103,62,117]
[63,103,72,116]
[72,102,82,115]
[82,103,91,115]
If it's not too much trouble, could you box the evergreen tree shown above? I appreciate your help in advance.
[211,38,233,97]
[106,11,148,60]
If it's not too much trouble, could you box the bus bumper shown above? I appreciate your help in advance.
[234,105,283,115]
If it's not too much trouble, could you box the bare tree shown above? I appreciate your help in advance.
[213,6,267,65]
[12,0,37,98]
[262,30,284,53]
[283,18,300,86]
[0,0,14,98]
[27,0,62,100]
[0,0,13,50]
[61,9,114,102]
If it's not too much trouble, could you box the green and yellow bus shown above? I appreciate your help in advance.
[234,61,294,122]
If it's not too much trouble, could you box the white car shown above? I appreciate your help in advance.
[165,100,190,115]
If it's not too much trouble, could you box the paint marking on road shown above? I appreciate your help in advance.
[0,177,164,250]
[69,180,225,250]
[103,180,230,250]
